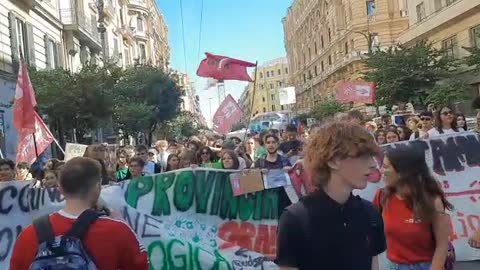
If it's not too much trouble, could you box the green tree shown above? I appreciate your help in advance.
[155,111,200,139]
[364,41,455,108]
[29,64,119,144]
[425,79,469,109]
[112,66,182,144]
[464,46,480,72]
[311,98,348,120]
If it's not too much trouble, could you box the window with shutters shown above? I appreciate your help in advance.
[281,105,284,110]
[124,48,130,66]
[271,94,275,101]
[442,36,458,59]
[9,12,35,70]
[471,25,480,48]
[285,67,288,74]
[416,2,426,22]
[321,35,324,48]
[15,18,28,60]
[137,16,143,32]
[113,38,119,58]
[328,55,332,65]
[272,105,276,111]
[277,69,281,75]
[139,43,146,63]
[259,72,263,78]
[45,37,56,69]
[262,97,265,102]
[314,41,318,54]
[314,65,318,76]
[263,107,266,113]
[321,61,325,71]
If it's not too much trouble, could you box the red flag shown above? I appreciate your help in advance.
[336,81,376,104]
[297,121,304,134]
[13,60,37,133]
[197,53,256,82]
[16,112,54,165]
[213,95,243,134]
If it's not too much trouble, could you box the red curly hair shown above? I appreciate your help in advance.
[304,121,380,187]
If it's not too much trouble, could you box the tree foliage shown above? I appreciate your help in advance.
[310,98,348,120]
[156,111,200,140]
[364,41,456,108]
[464,46,480,72]
[29,65,182,145]
[425,79,469,109]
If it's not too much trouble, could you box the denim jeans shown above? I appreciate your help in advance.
[388,259,431,270]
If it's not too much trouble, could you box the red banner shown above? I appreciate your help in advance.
[16,112,54,165]
[336,81,376,104]
[213,95,243,134]
[13,60,37,133]
[197,53,256,82]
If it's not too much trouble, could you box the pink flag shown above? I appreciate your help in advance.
[13,60,37,133]
[212,95,243,134]
[336,81,376,104]
[197,53,256,82]
[16,112,54,165]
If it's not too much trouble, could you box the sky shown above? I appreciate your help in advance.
[156,0,293,126]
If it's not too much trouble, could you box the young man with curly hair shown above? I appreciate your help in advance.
[276,121,386,270]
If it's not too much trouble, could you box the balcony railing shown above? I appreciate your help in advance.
[60,8,101,44]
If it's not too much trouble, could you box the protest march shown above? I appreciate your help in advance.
[1,132,480,269]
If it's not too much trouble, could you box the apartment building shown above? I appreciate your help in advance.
[283,0,409,113]
[398,0,480,111]
[242,57,290,118]
[0,0,170,158]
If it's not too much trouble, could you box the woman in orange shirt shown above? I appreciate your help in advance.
[373,147,453,270]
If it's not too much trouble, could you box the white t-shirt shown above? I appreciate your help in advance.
[427,127,464,138]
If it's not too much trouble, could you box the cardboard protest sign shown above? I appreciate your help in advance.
[230,169,264,196]
[64,143,88,161]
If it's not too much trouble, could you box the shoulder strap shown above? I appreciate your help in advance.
[65,209,103,239]
[33,215,55,244]
[415,130,420,139]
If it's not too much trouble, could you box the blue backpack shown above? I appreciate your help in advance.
[30,209,104,270]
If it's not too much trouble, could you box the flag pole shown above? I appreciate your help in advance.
[243,61,258,141]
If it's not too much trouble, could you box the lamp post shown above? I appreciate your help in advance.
[96,0,107,58]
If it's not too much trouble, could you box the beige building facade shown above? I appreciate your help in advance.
[398,0,480,112]
[0,0,170,158]
[242,57,291,118]
[283,0,409,114]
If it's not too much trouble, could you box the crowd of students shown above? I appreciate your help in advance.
[1,106,480,269]
[370,106,471,145]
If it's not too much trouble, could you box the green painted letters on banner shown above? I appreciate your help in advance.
[126,176,153,208]
[174,171,195,212]
[152,173,175,216]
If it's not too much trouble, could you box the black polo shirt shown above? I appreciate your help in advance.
[276,190,386,270]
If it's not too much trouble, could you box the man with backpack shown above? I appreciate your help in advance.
[10,157,148,270]
[275,121,386,270]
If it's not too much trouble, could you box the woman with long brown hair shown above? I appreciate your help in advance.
[373,147,454,270]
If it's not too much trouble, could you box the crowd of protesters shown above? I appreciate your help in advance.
[1,104,480,269]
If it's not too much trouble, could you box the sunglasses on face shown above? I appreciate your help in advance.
[148,153,155,156]
[420,117,431,121]
[441,111,452,116]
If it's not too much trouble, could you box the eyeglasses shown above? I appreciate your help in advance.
[441,111,452,116]
[420,117,431,121]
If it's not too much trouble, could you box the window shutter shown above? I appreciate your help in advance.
[56,42,64,68]
[104,31,109,59]
[26,23,35,67]
[44,34,51,69]
[8,12,19,72]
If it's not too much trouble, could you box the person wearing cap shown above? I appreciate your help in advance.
[410,111,434,140]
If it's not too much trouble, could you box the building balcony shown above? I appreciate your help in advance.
[18,0,35,8]
[399,0,480,44]
[60,8,102,51]
[128,0,148,13]
[133,29,148,40]
[118,25,135,44]
[103,1,116,19]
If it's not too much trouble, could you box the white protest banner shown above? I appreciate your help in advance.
[64,143,88,161]
[0,169,279,269]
